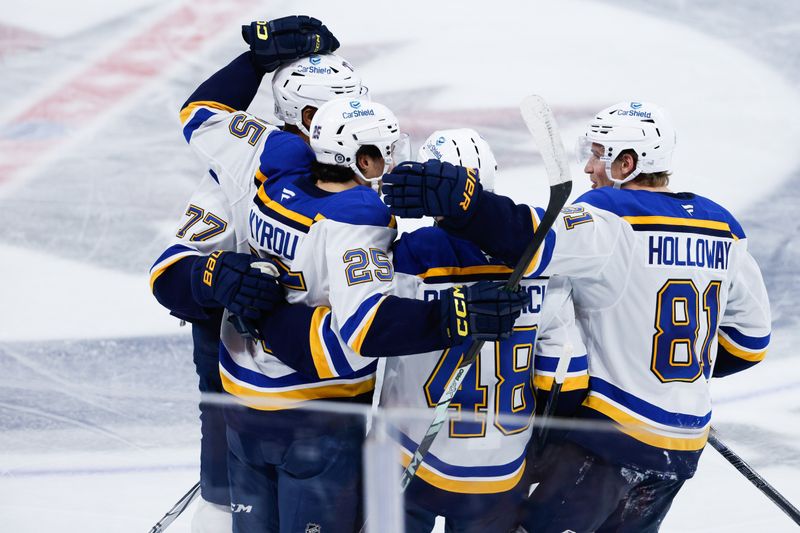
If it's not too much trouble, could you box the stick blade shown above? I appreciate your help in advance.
[520,95,571,186]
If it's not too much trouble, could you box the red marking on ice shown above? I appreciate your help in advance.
[0,23,46,57]
[0,0,251,188]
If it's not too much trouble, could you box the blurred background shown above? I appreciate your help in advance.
[1,0,799,531]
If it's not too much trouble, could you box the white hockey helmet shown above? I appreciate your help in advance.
[310,98,410,187]
[576,101,677,188]
[417,128,499,192]
[271,53,367,137]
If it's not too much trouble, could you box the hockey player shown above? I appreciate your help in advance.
[382,101,772,532]
[249,129,589,533]
[149,16,346,532]
[166,23,528,532]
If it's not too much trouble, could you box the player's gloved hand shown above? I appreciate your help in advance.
[242,16,340,72]
[382,159,483,222]
[190,251,284,320]
[440,281,529,343]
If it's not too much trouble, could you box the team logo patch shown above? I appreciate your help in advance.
[305,524,321,533]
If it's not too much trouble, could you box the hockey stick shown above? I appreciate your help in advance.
[708,427,800,526]
[148,481,201,533]
[398,95,572,492]
[535,342,572,452]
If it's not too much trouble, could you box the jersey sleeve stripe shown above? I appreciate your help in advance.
[182,108,216,143]
[718,326,770,351]
[583,394,709,451]
[534,374,589,392]
[349,295,388,355]
[590,377,711,428]
[339,293,385,344]
[524,207,555,277]
[254,168,269,186]
[717,334,767,362]
[418,265,512,280]
[322,312,357,375]
[179,100,236,125]
[534,354,588,373]
[149,244,201,290]
[308,307,335,379]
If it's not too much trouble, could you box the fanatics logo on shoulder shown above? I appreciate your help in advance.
[281,188,296,202]
[305,524,321,533]
[682,204,695,216]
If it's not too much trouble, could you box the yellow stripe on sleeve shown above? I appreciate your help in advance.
[149,253,197,291]
[524,207,543,276]
[534,374,589,392]
[179,100,237,125]
[309,307,335,379]
[417,265,513,280]
[717,335,767,362]
[350,296,387,355]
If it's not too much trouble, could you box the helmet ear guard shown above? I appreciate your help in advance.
[577,101,676,188]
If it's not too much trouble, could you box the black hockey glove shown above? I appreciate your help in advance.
[440,281,529,344]
[190,251,284,321]
[242,16,340,72]
[382,159,483,223]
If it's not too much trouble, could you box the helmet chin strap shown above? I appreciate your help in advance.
[296,120,311,138]
[604,159,642,189]
[352,157,393,192]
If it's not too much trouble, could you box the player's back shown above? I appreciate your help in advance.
[386,226,586,504]
[558,187,770,476]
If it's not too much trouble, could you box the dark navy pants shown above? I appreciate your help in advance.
[226,408,366,533]
[192,319,230,506]
[523,440,685,533]
[403,474,527,533]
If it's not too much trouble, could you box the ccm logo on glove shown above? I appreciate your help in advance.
[452,285,469,336]
[255,21,269,40]
[203,250,223,287]
[460,167,478,211]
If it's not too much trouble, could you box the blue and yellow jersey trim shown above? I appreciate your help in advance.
[582,377,711,451]
[254,186,317,233]
[523,207,556,278]
[417,264,513,284]
[622,215,739,240]
[717,326,769,362]
[395,430,526,494]
[339,294,387,355]
[149,243,201,291]
[308,306,363,378]
[180,100,236,143]
[533,353,590,392]
[219,345,376,411]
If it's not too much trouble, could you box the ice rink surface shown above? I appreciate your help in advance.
[1,0,799,531]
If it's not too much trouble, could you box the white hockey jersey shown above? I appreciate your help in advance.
[514,187,772,476]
